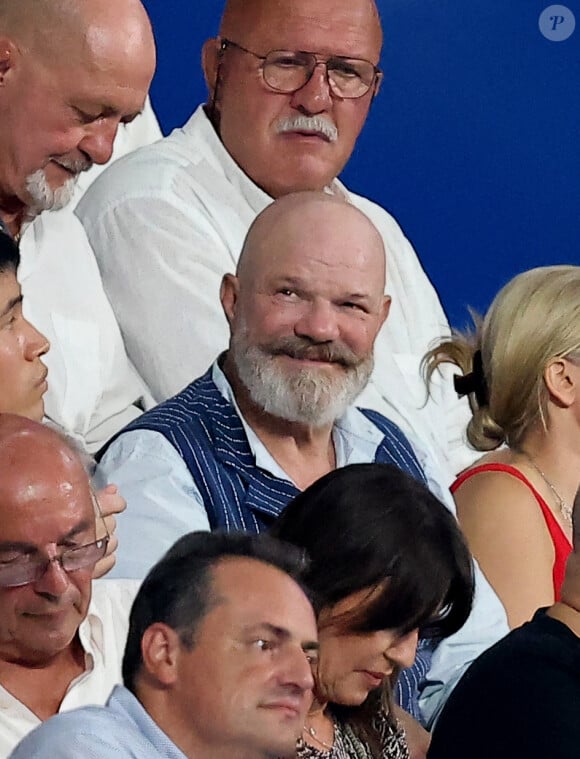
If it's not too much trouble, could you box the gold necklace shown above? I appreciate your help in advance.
[303,722,334,752]
[522,452,573,525]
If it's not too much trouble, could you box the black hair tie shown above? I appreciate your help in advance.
[453,349,489,407]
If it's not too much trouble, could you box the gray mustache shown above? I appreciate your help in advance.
[266,336,360,367]
[276,115,338,143]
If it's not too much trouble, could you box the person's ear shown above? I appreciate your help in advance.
[378,295,391,329]
[544,358,577,408]
[202,37,221,97]
[140,623,181,686]
[220,273,240,326]
[0,39,18,85]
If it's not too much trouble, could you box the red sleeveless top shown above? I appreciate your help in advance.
[451,463,572,599]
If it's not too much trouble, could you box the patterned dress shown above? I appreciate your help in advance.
[296,711,409,759]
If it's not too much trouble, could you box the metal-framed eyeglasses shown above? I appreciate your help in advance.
[220,38,383,100]
[0,489,110,588]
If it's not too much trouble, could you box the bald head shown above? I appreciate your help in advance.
[237,191,387,288]
[219,0,382,51]
[221,192,389,428]
[0,415,89,509]
[0,0,154,215]
[0,0,155,66]
[0,415,97,666]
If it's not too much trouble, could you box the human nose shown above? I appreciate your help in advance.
[78,118,119,165]
[290,62,333,114]
[33,555,71,597]
[295,300,340,343]
[385,629,419,670]
[23,320,50,360]
[280,646,315,692]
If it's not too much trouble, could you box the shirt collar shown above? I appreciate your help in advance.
[210,359,384,477]
[186,105,351,213]
[107,686,188,758]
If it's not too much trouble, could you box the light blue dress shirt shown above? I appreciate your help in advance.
[96,362,509,726]
[97,362,459,580]
[9,685,187,759]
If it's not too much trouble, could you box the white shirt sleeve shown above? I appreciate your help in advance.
[95,430,210,579]
[79,190,235,403]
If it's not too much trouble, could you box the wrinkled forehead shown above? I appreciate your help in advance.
[221,0,382,61]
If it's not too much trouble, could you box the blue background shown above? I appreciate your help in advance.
[142,0,579,327]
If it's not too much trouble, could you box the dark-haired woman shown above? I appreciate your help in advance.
[271,463,474,759]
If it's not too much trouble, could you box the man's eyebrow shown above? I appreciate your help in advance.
[0,294,22,319]
[244,623,319,652]
[0,519,95,555]
[61,519,94,542]
[244,622,290,639]
[0,541,36,555]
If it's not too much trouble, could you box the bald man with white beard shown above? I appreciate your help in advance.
[97,192,509,732]
[0,0,160,452]
[79,0,475,481]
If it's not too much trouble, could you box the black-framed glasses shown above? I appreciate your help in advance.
[0,489,110,588]
[220,38,382,100]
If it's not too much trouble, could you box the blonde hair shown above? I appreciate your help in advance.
[424,265,580,451]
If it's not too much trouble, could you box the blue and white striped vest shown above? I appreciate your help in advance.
[113,367,433,720]
[117,368,428,532]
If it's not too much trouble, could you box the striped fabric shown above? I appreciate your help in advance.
[118,367,431,719]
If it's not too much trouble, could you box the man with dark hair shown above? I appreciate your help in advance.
[428,485,580,759]
[10,532,319,759]
[0,416,139,757]
[0,0,158,452]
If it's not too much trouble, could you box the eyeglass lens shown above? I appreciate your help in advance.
[262,50,377,98]
[0,537,109,588]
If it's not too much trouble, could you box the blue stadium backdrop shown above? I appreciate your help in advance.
[141,0,579,327]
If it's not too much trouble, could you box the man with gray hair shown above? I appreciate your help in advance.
[0,0,158,452]
[0,415,139,757]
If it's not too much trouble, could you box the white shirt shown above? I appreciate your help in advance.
[18,99,161,453]
[77,105,476,479]
[0,579,139,759]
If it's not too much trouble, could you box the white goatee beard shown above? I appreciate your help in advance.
[24,169,78,214]
[230,335,373,428]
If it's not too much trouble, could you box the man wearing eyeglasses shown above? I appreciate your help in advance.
[0,415,138,758]
[78,0,473,487]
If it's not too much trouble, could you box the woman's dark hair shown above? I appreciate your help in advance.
[271,464,474,757]
[0,231,20,274]
[271,463,474,641]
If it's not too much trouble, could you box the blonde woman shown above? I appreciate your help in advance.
[425,265,580,628]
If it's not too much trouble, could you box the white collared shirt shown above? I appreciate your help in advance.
[0,579,139,759]
[18,98,161,453]
[78,104,476,478]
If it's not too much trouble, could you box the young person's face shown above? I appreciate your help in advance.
[0,270,49,419]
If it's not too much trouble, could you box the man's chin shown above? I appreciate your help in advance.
[24,170,78,214]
